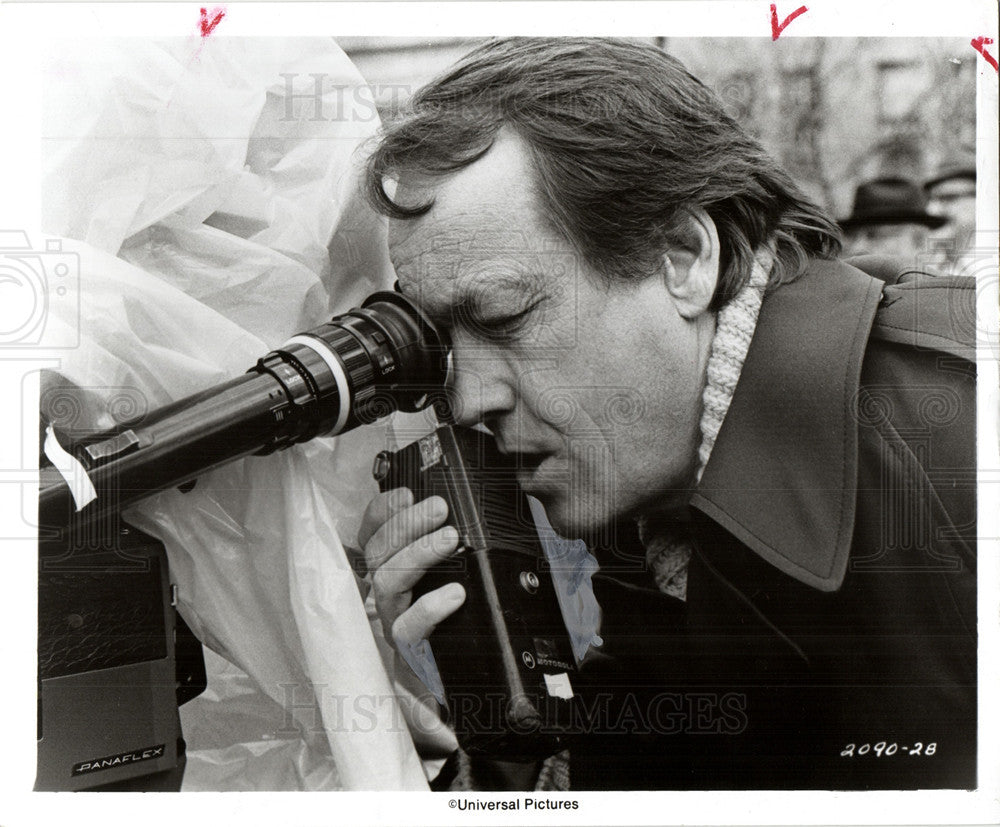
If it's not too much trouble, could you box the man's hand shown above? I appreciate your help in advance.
[359,488,466,658]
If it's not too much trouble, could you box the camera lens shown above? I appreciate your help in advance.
[270,290,450,439]
[39,290,450,532]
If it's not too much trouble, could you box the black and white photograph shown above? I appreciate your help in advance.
[0,2,997,825]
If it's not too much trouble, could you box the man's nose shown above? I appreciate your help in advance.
[447,352,516,427]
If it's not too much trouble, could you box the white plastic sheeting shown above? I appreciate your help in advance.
[40,36,456,790]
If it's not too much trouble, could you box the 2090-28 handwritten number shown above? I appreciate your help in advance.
[841,742,937,758]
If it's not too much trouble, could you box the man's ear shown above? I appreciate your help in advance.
[662,211,721,319]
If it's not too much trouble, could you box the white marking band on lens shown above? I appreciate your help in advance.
[284,334,351,435]
[43,425,97,511]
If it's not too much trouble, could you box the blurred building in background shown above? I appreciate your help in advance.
[338,36,976,220]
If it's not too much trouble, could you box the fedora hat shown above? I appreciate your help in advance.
[840,177,947,231]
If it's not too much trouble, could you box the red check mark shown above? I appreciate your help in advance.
[971,36,999,72]
[771,4,808,40]
[199,6,226,38]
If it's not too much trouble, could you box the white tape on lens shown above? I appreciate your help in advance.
[43,425,97,511]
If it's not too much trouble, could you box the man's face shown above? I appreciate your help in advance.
[927,178,976,263]
[844,223,929,260]
[388,132,715,540]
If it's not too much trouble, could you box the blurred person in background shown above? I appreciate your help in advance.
[839,177,947,262]
[925,156,977,270]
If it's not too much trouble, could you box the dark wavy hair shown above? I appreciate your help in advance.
[366,37,842,309]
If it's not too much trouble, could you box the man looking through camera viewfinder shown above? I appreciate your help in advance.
[357,38,976,791]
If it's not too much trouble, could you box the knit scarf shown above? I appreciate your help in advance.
[639,248,773,600]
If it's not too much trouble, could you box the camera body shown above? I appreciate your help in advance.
[374,425,579,759]
[36,522,205,791]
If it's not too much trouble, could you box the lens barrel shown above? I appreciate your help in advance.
[39,291,450,533]
[278,291,449,440]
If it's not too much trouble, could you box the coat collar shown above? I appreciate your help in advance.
[689,258,884,592]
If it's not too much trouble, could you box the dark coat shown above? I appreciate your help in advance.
[571,256,977,790]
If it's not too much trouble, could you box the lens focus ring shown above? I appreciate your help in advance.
[315,325,375,391]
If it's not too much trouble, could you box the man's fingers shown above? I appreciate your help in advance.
[364,495,451,571]
[391,583,466,649]
[372,525,460,598]
[357,487,413,549]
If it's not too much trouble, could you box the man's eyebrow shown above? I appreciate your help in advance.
[406,269,543,329]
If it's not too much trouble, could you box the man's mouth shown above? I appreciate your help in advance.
[493,436,567,491]
[510,451,567,494]
[509,450,549,472]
